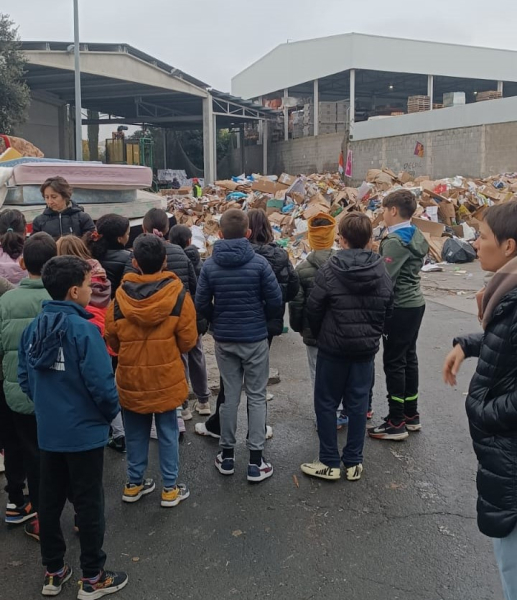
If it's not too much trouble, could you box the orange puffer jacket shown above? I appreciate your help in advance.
[104,271,197,414]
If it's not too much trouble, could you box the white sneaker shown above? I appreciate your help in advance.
[194,422,220,439]
[0,452,4,474]
[300,460,341,481]
[266,425,273,440]
[345,464,363,481]
[181,408,193,421]
[266,393,274,402]
[194,402,211,416]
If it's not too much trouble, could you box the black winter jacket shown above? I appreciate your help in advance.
[289,249,334,346]
[195,238,283,344]
[307,249,393,359]
[454,287,517,538]
[251,242,300,337]
[32,202,95,240]
[100,248,131,298]
[125,240,197,295]
[185,245,202,278]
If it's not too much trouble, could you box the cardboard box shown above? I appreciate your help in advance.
[278,173,297,186]
[438,201,456,225]
[266,199,284,215]
[422,232,446,262]
[303,202,330,220]
[412,217,445,237]
[251,179,288,195]
[177,186,192,196]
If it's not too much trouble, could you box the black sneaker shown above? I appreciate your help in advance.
[368,419,409,441]
[107,436,126,453]
[42,564,73,596]
[405,414,422,432]
[77,570,128,599]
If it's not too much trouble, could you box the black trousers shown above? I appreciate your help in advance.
[12,413,40,512]
[0,385,26,507]
[205,336,273,436]
[382,305,425,422]
[39,447,106,578]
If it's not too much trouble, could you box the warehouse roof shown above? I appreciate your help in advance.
[231,33,517,99]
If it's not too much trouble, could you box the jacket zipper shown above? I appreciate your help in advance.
[59,213,63,237]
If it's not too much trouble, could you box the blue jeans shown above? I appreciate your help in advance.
[314,351,374,468]
[124,409,179,489]
[494,525,517,600]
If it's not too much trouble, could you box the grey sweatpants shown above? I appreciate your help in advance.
[181,335,211,405]
[215,339,269,452]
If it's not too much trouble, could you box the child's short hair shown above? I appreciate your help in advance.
[220,209,249,240]
[382,190,417,219]
[23,232,57,276]
[169,225,192,249]
[133,233,166,274]
[484,201,517,244]
[339,212,373,249]
[42,256,92,301]
[311,217,334,228]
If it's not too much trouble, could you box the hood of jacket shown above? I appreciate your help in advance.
[28,301,91,370]
[307,249,334,270]
[117,271,183,327]
[328,249,386,294]
[212,238,255,268]
[387,225,428,259]
[251,242,288,269]
[42,201,84,218]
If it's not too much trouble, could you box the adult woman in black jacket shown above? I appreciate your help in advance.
[85,213,131,298]
[444,202,517,597]
[33,176,95,239]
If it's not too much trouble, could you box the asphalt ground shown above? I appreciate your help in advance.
[0,300,503,600]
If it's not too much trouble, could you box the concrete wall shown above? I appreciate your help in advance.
[14,94,71,159]
[349,122,517,183]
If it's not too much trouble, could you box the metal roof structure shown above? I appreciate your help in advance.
[21,41,276,129]
[232,33,517,100]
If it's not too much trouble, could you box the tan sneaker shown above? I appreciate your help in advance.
[345,464,363,481]
[301,460,341,481]
[194,402,211,416]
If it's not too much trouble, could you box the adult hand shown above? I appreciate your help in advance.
[443,344,466,387]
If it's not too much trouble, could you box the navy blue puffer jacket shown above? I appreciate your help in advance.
[195,238,282,343]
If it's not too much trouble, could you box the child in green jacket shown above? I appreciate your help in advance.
[369,190,429,441]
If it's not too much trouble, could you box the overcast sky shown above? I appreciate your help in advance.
[2,0,514,92]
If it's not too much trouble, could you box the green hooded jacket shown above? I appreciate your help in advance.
[380,225,429,308]
[0,278,50,414]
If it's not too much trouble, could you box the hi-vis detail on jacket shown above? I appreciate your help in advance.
[50,347,66,372]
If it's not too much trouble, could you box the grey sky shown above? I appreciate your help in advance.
[2,0,513,92]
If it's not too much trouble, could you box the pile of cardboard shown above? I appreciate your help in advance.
[165,168,517,264]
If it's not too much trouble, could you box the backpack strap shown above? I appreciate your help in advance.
[113,299,125,321]
[170,288,186,317]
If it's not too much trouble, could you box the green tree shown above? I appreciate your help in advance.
[0,14,30,134]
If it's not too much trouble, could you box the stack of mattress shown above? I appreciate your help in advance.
[4,161,153,206]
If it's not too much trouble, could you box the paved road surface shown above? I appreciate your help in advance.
[0,300,503,600]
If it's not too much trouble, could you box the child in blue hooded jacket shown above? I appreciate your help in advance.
[18,256,128,599]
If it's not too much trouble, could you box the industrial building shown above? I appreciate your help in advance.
[228,33,517,181]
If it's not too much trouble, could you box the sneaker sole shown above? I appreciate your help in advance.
[161,489,190,508]
[182,413,193,421]
[25,530,40,542]
[300,466,340,481]
[42,568,73,596]
[368,431,409,441]
[406,424,422,432]
[122,482,156,503]
[5,511,37,525]
[77,576,128,600]
[195,404,212,416]
[195,426,220,439]
[247,467,274,483]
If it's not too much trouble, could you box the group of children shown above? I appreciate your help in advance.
[2,173,517,598]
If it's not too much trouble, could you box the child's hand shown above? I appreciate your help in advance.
[443,345,466,387]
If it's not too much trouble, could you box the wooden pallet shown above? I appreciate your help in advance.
[408,95,431,113]
[476,90,502,102]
